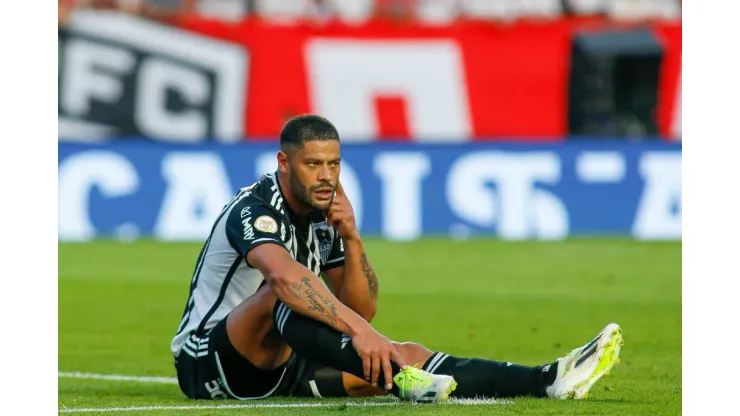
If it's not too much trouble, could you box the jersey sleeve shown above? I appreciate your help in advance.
[322,229,345,270]
[225,200,288,259]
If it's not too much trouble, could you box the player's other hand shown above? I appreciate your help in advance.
[351,323,408,391]
[327,182,360,240]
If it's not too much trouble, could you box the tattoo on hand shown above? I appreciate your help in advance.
[360,254,379,300]
[296,277,338,326]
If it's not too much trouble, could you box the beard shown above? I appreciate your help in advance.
[289,171,333,211]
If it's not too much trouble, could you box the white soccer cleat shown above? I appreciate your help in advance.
[393,366,458,403]
[546,323,624,400]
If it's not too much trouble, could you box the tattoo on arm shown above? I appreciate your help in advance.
[360,253,379,300]
[287,282,302,300]
[292,277,339,326]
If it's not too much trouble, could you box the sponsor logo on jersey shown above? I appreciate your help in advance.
[254,215,278,233]
[241,206,254,240]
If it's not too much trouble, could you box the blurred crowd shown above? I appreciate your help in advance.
[59,0,682,26]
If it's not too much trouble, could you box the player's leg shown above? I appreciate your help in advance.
[418,323,625,399]
[178,281,425,400]
[273,299,550,398]
[274,300,458,401]
[226,284,392,399]
[175,283,295,400]
[274,299,623,399]
[191,288,557,400]
[318,333,557,398]
[283,365,389,398]
[225,282,292,371]
[342,372,389,397]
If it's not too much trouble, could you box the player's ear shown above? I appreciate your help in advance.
[277,151,289,174]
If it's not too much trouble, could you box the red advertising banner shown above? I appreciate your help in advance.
[654,23,682,138]
[179,17,681,141]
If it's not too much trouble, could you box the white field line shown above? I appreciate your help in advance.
[59,403,395,413]
[58,372,177,384]
[59,399,507,413]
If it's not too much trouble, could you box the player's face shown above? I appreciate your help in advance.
[286,140,341,211]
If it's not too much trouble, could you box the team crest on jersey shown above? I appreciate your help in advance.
[314,222,333,264]
[254,215,278,233]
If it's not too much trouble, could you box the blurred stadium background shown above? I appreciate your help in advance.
[58,0,682,242]
[58,1,682,413]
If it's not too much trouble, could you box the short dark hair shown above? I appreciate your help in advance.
[280,114,340,153]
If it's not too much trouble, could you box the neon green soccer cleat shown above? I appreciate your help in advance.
[546,323,624,399]
[393,366,458,403]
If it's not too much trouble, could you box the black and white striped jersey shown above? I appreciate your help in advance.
[171,172,345,357]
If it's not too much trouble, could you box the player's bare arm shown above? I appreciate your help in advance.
[247,243,364,333]
[324,182,378,322]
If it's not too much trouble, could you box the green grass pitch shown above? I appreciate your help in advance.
[59,238,681,415]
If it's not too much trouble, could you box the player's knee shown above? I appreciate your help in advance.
[392,341,433,367]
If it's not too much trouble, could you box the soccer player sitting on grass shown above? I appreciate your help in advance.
[171,114,624,402]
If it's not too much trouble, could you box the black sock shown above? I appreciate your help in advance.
[273,301,401,395]
[311,366,349,397]
[423,352,558,398]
